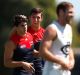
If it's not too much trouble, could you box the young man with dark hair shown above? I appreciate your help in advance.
[4,15,35,75]
[28,7,45,75]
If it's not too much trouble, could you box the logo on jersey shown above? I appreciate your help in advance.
[61,42,70,57]
[20,45,26,48]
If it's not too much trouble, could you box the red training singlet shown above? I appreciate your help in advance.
[28,26,45,44]
[10,32,33,49]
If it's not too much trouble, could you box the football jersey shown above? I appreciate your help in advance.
[28,26,45,75]
[10,33,34,75]
[28,26,45,44]
[43,21,72,75]
[10,32,33,48]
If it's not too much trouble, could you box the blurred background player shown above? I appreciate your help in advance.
[40,2,75,75]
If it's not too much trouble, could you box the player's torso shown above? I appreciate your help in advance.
[10,33,34,62]
[28,26,45,43]
[44,21,72,71]
[49,21,72,57]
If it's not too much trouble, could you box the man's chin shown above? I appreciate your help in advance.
[24,31,27,33]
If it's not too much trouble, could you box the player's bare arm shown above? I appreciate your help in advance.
[4,41,18,68]
[4,41,35,73]
[68,47,75,69]
[39,26,74,70]
[40,27,62,64]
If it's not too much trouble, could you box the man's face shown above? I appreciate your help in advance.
[30,13,43,26]
[17,22,27,34]
[64,7,74,24]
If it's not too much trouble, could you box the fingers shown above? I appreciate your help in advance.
[30,65,35,73]
[22,62,35,73]
[30,63,33,66]
[27,63,35,73]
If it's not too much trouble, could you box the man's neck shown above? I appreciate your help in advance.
[17,31,27,37]
[57,19,66,26]
[31,24,41,31]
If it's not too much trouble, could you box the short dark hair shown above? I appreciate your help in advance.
[14,15,28,26]
[30,7,43,16]
[56,2,73,16]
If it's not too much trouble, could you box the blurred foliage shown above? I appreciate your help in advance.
[77,22,80,34]
[0,0,80,75]
[72,21,80,47]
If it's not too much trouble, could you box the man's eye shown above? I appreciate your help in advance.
[32,16,40,19]
[21,25,24,27]
[37,17,40,19]
[21,24,27,27]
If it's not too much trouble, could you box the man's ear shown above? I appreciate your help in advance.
[59,9,64,17]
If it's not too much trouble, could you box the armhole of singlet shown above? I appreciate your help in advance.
[52,31,57,41]
[48,24,57,41]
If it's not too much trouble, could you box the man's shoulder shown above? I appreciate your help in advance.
[46,21,57,30]
[10,33,20,45]
[10,33,17,40]
[66,24,72,30]
[26,32,33,37]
